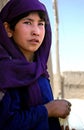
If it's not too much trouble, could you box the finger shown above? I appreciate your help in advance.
[65,100,71,106]
[65,125,69,130]
[61,125,64,130]
[69,107,71,111]
[65,106,71,116]
[65,101,71,107]
[68,105,71,111]
[68,102,71,106]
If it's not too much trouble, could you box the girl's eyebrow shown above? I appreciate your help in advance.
[22,17,45,22]
[23,18,33,21]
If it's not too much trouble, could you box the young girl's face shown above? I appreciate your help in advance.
[6,12,45,61]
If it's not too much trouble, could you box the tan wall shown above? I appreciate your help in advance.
[54,72,84,99]
[63,72,84,99]
[64,84,84,99]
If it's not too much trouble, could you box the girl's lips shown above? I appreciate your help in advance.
[29,39,39,44]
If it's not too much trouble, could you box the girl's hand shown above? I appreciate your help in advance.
[45,99,71,118]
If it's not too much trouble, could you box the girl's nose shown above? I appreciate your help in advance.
[31,25,40,36]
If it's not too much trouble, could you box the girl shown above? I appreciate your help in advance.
[0,0,71,129]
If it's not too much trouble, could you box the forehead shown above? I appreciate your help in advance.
[23,12,40,18]
[22,12,44,21]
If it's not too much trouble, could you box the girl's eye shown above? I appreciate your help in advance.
[39,22,45,26]
[24,21,31,25]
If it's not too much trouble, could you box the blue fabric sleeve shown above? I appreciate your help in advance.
[38,76,61,130]
[0,91,49,130]
[38,76,54,103]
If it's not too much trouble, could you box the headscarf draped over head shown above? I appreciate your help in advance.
[0,0,52,106]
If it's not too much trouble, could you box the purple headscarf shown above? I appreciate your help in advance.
[0,0,52,106]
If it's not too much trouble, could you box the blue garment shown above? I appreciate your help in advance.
[0,76,61,130]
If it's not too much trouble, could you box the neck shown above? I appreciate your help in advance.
[25,53,34,62]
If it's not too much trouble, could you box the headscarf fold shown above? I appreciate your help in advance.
[0,0,52,106]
